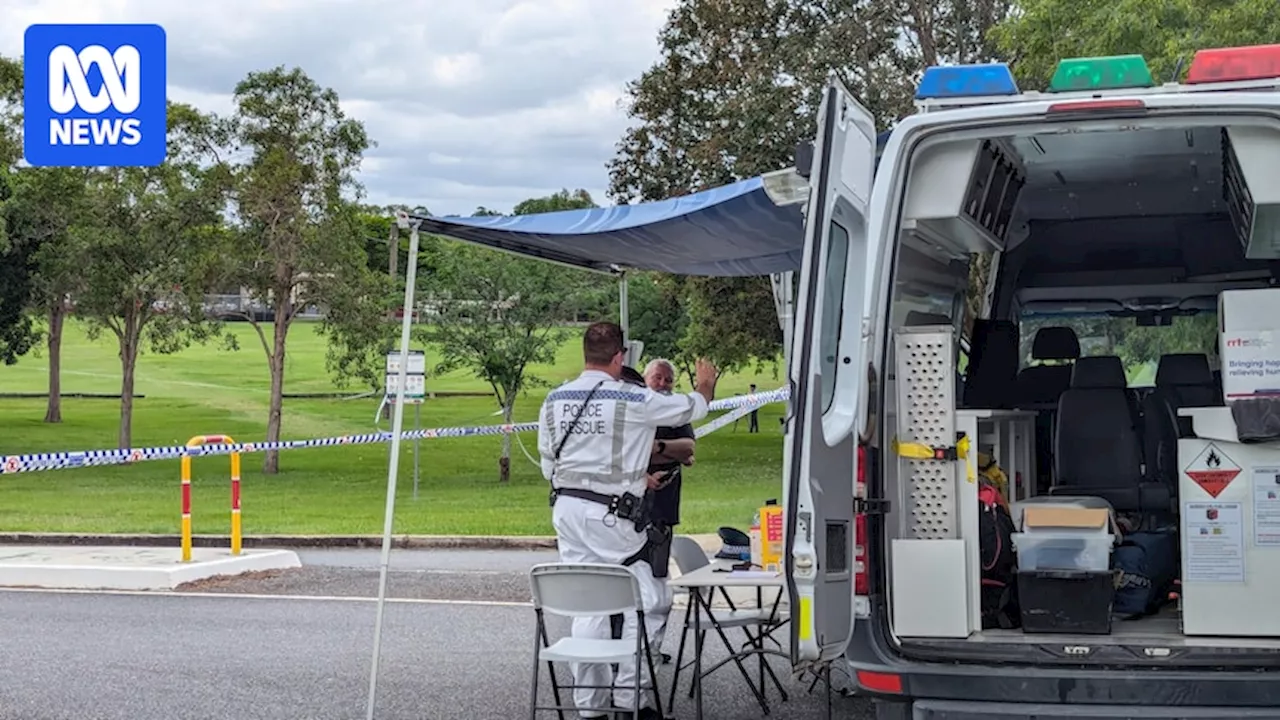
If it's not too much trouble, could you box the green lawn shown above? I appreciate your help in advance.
[0,320,786,536]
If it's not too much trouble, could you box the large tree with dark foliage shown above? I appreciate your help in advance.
[606,0,1014,376]
[223,66,376,474]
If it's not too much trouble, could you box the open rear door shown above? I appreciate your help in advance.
[784,78,878,668]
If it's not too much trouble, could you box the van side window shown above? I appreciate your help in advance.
[819,221,850,412]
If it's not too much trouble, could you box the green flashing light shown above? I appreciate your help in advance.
[1048,55,1155,92]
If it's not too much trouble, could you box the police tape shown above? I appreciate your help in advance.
[0,386,791,475]
[694,398,768,438]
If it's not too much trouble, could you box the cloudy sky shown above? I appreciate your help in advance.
[5,0,677,216]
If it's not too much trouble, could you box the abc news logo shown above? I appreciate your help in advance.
[23,24,167,167]
[48,44,143,147]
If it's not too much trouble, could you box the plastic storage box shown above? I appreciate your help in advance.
[1017,569,1114,634]
[1012,531,1115,572]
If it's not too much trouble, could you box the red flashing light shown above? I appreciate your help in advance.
[854,443,869,595]
[856,670,904,694]
[1047,99,1146,114]
[1187,44,1280,85]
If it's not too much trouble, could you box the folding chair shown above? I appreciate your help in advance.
[665,536,790,711]
[528,562,664,720]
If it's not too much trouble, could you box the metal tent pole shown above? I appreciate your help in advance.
[366,212,421,720]
[618,272,629,344]
[771,271,796,380]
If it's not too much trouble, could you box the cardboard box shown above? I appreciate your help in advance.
[1219,288,1280,402]
[1022,506,1111,534]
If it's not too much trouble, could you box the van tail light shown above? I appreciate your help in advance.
[856,670,903,694]
[855,442,869,595]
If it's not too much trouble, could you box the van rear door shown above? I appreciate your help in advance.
[784,78,878,668]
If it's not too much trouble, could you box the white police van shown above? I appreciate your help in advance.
[782,44,1280,718]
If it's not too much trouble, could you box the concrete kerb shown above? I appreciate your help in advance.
[0,532,726,553]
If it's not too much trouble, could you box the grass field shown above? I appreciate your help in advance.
[0,320,787,536]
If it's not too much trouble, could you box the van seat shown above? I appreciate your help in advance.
[1156,353,1220,409]
[1014,327,1080,407]
[1051,356,1171,514]
[1016,326,1081,492]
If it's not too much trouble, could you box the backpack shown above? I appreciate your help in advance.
[1111,529,1179,618]
[978,479,1020,629]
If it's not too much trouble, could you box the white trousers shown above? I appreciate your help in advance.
[552,496,671,716]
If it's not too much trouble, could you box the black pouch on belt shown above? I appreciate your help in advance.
[646,523,673,579]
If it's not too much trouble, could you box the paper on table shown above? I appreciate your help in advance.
[728,570,780,579]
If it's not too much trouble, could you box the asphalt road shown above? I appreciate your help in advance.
[0,548,874,720]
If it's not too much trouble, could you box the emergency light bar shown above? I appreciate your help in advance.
[1048,55,1154,92]
[915,63,1019,100]
[1186,44,1280,84]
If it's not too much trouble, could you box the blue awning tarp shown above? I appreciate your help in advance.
[411,133,891,277]
[411,176,804,277]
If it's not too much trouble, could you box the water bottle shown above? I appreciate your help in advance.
[749,508,763,567]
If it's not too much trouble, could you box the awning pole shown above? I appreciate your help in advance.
[771,271,796,378]
[365,212,421,720]
[618,272,629,345]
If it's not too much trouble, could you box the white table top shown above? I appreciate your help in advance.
[668,563,784,589]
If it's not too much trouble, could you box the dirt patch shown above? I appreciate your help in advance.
[175,567,298,592]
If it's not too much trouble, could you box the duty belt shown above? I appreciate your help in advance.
[550,487,650,529]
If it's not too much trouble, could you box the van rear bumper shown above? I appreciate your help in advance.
[846,617,1280,707]
[910,701,1280,719]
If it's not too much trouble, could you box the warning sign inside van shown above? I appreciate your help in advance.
[1184,443,1242,498]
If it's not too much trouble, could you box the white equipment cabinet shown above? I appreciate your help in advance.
[1179,406,1280,637]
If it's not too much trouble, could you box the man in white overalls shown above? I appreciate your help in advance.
[539,322,718,719]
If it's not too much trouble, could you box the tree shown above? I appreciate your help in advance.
[419,192,597,483]
[626,272,691,375]
[508,189,616,322]
[0,54,21,166]
[0,54,41,368]
[512,188,597,216]
[991,0,1280,88]
[3,167,90,422]
[70,103,233,448]
[603,0,975,375]
[224,66,373,474]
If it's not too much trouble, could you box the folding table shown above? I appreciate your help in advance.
[666,564,789,719]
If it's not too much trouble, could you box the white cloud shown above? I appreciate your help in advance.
[4,0,678,215]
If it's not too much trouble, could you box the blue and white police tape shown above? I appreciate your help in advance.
[0,386,791,475]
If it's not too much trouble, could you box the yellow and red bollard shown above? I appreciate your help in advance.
[180,435,242,562]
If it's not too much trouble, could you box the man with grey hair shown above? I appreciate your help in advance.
[608,357,697,663]
[643,359,697,524]
[642,358,697,663]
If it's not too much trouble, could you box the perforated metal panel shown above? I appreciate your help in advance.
[894,327,957,540]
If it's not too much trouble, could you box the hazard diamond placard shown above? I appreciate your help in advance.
[1184,442,1242,498]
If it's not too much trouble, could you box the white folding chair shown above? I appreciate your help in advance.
[528,562,664,720]
[665,536,789,711]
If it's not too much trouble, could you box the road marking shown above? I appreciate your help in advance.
[0,586,532,607]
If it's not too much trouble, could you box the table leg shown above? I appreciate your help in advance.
[693,589,704,720]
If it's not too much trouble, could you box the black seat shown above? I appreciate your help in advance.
[1051,356,1172,514]
[1142,386,1181,501]
[1014,327,1080,407]
[1156,353,1220,409]
[1016,327,1081,491]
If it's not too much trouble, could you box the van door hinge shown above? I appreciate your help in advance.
[855,498,890,515]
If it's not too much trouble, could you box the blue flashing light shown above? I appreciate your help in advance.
[915,64,1020,100]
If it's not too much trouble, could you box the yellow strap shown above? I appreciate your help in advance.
[891,434,976,483]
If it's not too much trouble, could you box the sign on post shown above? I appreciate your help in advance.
[384,350,426,404]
